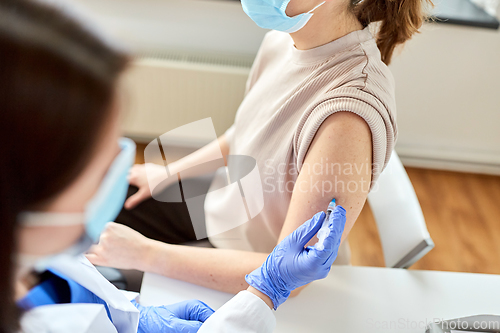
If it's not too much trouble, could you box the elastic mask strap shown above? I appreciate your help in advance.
[19,212,85,227]
[16,234,95,274]
[307,1,326,13]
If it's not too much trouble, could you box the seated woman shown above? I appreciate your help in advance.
[88,0,432,295]
[0,0,346,332]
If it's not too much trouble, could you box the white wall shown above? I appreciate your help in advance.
[74,0,267,57]
[471,0,499,16]
[390,23,500,174]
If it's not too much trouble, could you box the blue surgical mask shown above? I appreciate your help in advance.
[241,0,325,33]
[84,137,136,241]
[17,137,136,274]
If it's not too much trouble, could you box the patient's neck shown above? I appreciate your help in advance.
[290,4,363,50]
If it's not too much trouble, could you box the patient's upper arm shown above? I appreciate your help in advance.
[278,111,373,244]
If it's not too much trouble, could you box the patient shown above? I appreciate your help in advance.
[88,0,432,295]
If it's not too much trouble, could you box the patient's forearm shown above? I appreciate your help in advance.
[140,240,268,294]
[167,135,229,180]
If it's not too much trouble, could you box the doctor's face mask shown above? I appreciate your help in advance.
[241,0,325,33]
[16,137,136,275]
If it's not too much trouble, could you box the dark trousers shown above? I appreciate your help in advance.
[115,173,215,244]
[115,185,197,244]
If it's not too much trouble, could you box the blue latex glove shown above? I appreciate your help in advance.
[245,206,346,310]
[131,299,215,333]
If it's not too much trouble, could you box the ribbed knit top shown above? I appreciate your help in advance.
[205,27,397,252]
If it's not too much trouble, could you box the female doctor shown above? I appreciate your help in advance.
[0,0,346,332]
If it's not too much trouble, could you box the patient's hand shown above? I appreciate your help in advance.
[124,164,153,210]
[86,222,153,271]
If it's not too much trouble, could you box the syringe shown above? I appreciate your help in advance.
[315,199,336,251]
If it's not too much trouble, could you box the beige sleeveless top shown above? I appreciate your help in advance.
[204,27,397,254]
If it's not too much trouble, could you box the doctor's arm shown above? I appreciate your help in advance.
[87,112,372,294]
[198,208,346,333]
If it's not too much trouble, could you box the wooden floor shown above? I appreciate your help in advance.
[349,167,500,274]
[134,144,500,274]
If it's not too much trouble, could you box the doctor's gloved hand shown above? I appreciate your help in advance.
[132,299,214,333]
[245,206,346,310]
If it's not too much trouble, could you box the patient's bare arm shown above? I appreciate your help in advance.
[87,112,372,295]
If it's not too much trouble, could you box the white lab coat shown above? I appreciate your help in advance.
[20,255,140,333]
[19,255,276,333]
[198,290,276,333]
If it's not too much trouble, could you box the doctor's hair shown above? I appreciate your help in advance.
[0,0,129,331]
[350,0,434,65]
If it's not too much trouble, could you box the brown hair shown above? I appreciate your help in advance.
[351,0,434,65]
[0,0,129,331]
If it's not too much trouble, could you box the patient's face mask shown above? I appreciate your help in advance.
[241,0,325,33]
[16,137,136,275]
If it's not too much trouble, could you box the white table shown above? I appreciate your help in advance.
[140,266,500,332]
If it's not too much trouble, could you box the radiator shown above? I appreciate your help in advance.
[121,51,253,147]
